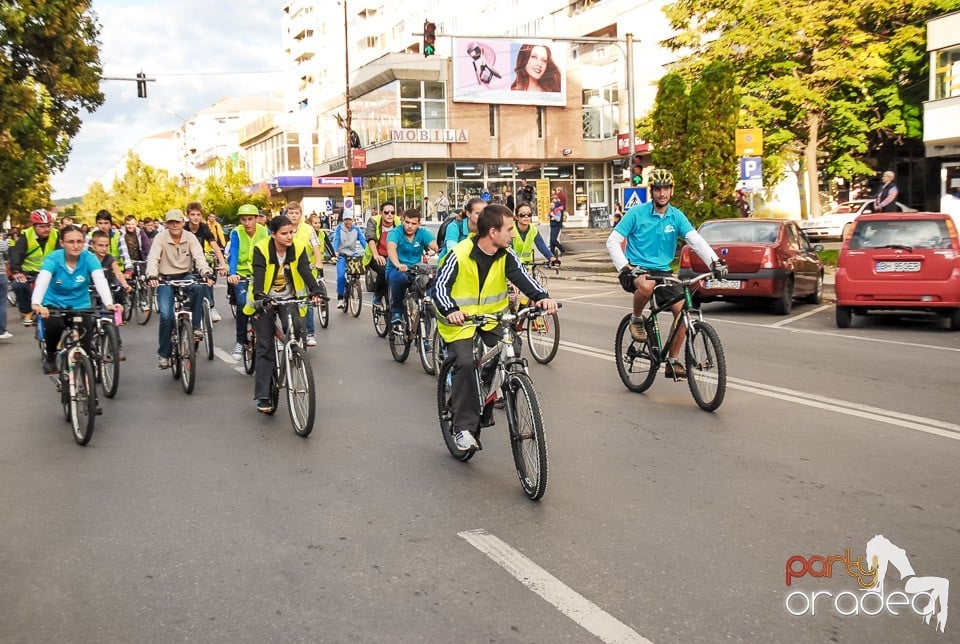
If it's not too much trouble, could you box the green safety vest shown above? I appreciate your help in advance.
[511,223,540,264]
[234,224,268,277]
[22,227,59,273]
[362,214,401,265]
[242,237,309,316]
[436,238,509,343]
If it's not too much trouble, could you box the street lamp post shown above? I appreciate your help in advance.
[343,0,353,192]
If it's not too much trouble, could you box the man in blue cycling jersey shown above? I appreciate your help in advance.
[605,168,726,380]
[386,208,438,325]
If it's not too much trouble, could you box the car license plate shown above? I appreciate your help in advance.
[705,279,742,289]
[875,261,920,273]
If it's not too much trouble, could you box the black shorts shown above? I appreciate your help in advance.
[619,268,683,308]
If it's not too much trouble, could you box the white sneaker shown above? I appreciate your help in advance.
[210,307,222,323]
[306,335,317,347]
[0,331,12,340]
[454,430,479,451]
[232,343,243,360]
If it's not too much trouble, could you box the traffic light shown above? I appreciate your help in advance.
[631,154,643,186]
[423,20,436,57]
[136,71,147,98]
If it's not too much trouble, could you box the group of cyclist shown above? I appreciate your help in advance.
[16,167,729,438]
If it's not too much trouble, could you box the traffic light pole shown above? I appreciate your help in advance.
[102,72,155,98]
[343,0,353,189]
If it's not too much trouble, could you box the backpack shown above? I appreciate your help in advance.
[436,213,461,249]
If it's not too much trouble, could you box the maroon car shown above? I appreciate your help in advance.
[679,219,825,315]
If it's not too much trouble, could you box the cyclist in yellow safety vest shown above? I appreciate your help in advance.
[227,203,269,360]
[284,200,325,346]
[243,215,325,414]
[433,204,558,451]
[10,209,60,326]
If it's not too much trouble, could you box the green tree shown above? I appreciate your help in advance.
[79,181,112,224]
[109,153,181,220]
[0,0,103,222]
[198,158,264,224]
[662,0,952,218]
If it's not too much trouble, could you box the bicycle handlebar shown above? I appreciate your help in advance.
[461,303,563,327]
[629,269,714,288]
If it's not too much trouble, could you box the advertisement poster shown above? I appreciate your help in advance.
[452,38,567,107]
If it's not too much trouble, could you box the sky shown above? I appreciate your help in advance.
[51,0,285,199]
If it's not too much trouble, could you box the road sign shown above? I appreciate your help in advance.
[343,196,355,220]
[736,128,763,156]
[622,187,646,210]
[341,182,354,196]
[739,156,763,190]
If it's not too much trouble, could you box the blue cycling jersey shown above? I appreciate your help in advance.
[613,201,694,272]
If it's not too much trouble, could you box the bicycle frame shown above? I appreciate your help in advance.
[642,273,712,365]
[270,298,308,382]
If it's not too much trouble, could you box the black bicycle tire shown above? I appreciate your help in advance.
[318,298,329,329]
[437,357,475,461]
[70,354,96,446]
[372,299,388,338]
[121,294,133,324]
[526,311,560,364]
[179,318,196,394]
[685,320,727,412]
[202,298,214,360]
[170,325,182,381]
[388,316,412,363]
[349,280,362,317]
[99,322,121,399]
[286,344,315,437]
[506,372,548,500]
[418,314,437,375]
[242,324,256,375]
[614,313,658,393]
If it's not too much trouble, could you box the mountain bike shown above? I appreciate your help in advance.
[436,306,551,500]
[45,308,99,445]
[258,296,317,437]
[162,279,200,395]
[388,263,438,374]
[342,256,364,317]
[615,271,727,412]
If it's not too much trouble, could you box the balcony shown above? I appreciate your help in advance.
[923,95,960,154]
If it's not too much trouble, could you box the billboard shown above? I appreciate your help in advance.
[452,38,567,107]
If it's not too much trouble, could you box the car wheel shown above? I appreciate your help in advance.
[772,278,794,315]
[804,272,823,304]
[835,305,852,328]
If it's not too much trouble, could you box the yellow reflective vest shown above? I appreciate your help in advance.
[511,223,539,264]
[233,224,268,277]
[362,214,401,265]
[436,238,509,343]
[21,228,59,273]
[242,237,310,316]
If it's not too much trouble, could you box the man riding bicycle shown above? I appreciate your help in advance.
[227,204,269,359]
[434,204,557,451]
[10,209,60,326]
[605,168,727,380]
[387,208,438,326]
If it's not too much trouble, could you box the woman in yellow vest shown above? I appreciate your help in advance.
[243,215,325,414]
[227,204,269,360]
[433,204,558,451]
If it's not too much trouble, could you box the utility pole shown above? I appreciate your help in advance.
[344,0,353,191]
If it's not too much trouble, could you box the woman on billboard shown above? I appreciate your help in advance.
[511,44,561,93]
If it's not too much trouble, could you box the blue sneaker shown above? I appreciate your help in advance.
[391,313,402,325]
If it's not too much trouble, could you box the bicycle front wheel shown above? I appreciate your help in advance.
[505,372,548,500]
[178,318,196,394]
[99,322,121,399]
[526,312,560,364]
[614,313,658,393]
[389,318,411,363]
[70,354,96,446]
[349,280,362,317]
[317,298,329,329]
[201,298,214,360]
[437,358,475,461]
[372,298,388,338]
[418,314,437,375]
[685,320,727,412]
[121,296,133,324]
[286,344,316,437]
[135,286,153,325]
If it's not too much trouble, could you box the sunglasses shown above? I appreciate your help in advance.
[517,212,532,217]
[383,209,395,214]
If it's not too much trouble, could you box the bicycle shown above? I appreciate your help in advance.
[256,296,317,437]
[160,278,200,395]
[614,271,727,412]
[509,261,561,364]
[342,255,364,317]
[388,263,438,374]
[44,308,99,445]
[436,306,551,500]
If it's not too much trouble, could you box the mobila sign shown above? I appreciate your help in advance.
[391,129,468,143]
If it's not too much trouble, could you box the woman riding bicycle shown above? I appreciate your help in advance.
[30,225,118,375]
[243,215,325,414]
[605,168,727,379]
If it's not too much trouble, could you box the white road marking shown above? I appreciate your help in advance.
[769,304,832,327]
[459,529,652,644]
[213,346,247,374]
[562,290,623,301]
[560,340,960,441]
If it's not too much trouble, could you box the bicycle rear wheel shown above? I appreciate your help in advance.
[685,320,726,412]
[372,298,388,337]
[389,317,412,363]
[121,295,133,324]
[99,322,121,399]
[614,313,658,393]
[349,280,362,317]
[526,311,560,364]
[135,286,153,325]
[437,358,475,461]
[286,345,315,437]
[418,314,437,375]
[178,318,196,394]
[70,354,96,446]
[201,298,214,360]
[242,323,256,375]
[317,298,329,329]
[505,372,548,500]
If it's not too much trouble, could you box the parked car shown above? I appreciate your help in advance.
[800,199,917,240]
[834,212,960,330]
[679,218,825,315]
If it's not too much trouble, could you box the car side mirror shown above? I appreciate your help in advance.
[813,244,824,252]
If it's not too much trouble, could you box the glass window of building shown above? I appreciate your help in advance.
[400,80,446,129]
[935,47,960,99]
[582,86,619,140]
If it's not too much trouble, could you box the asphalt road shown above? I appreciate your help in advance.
[1,282,957,643]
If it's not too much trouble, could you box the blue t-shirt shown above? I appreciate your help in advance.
[39,249,103,309]
[613,201,695,272]
[387,226,435,269]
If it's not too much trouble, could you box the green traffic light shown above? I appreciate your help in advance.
[632,175,642,186]
[425,44,435,56]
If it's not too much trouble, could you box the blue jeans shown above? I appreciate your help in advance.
[156,282,204,358]
[0,273,8,333]
[388,269,414,319]
[233,282,249,344]
[12,276,34,315]
[336,256,349,297]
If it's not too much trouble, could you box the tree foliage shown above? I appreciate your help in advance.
[661,0,953,217]
[198,158,264,224]
[0,0,103,223]
[78,154,181,223]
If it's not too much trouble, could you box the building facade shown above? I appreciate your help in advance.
[925,10,960,217]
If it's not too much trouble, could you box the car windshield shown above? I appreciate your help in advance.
[849,219,952,250]
[699,221,780,244]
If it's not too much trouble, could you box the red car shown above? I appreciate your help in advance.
[834,212,960,330]
[679,218,825,315]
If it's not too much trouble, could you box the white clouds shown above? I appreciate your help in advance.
[51,0,284,198]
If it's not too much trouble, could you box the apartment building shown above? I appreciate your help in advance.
[925,10,960,216]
